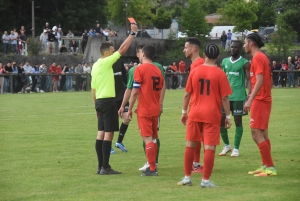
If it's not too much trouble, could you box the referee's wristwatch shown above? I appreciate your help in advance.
[130,31,136,36]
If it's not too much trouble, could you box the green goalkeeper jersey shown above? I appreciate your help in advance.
[222,56,248,101]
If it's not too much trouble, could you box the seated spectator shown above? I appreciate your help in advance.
[89,28,97,36]
[66,30,74,38]
[59,44,68,54]
[95,23,103,36]
[70,40,79,55]
[31,64,40,93]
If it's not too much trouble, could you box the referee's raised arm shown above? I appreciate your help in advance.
[117,24,138,55]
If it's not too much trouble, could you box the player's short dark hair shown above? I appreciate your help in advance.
[100,42,114,55]
[142,45,155,60]
[204,44,219,59]
[246,33,264,48]
[136,44,145,53]
[231,40,243,48]
[185,37,201,48]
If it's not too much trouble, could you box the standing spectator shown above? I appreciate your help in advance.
[13,28,21,54]
[48,63,61,92]
[66,30,74,38]
[178,44,232,187]
[0,63,5,94]
[40,30,48,52]
[2,31,10,54]
[4,62,12,94]
[271,61,280,87]
[57,28,63,48]
[95,23,103,36]
[220,30,227,51]
[225,29,232,51]
[22,61,33,93]
[11,62,19,93]
[280,60,288,87]
[165,65,172,90]
[75,63,83,91]
[171,62,178,89]
[17,63,25,93]
[82,30,89,54]
[70,40,79,55]
[295,58,300,88]
[19,30,28,56]
[60,64,69,91]
[10,30,18,54]
[66,65,74,91]
[53,28,60,54]
[288,60,295,87]
[178,61,186,88]
[30,64,40,93]
[82,62,91,91]
[47,30,56,54]
[43,22,50,32]
[39,63,48,92]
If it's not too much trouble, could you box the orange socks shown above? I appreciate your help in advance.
[258,141,274,167]
[146,142,156,171]
[184,147,195,176]
[202,150,215,180]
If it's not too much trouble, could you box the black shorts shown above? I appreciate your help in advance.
[95,98,119,132]
[222,101,248,116]
[115,100,129,113]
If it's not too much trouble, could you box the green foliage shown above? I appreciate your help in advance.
[268,16,297,57]
[276,0,300,34]
[167,30,177,40]
[180,0,211,41]
[222,0,258,32]
[27,38,42,56]
[200,0,228,14]
[252,0,276,28]
[108,0,158,26]
[153,7,172,30]
[0,0,108,36]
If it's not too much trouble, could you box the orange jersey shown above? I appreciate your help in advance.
[179,61,186,72]
[186,65,232,124]
[250,52,272,102]
[190,57,204,71]
[133,63,164,117]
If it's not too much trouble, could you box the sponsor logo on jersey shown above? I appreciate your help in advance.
[228,72,239,76]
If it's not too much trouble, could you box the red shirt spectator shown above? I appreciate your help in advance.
[179,61,186,73]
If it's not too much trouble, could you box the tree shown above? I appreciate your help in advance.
[222,0,258,33]
[153,7,172,29]
[180,0,211,40]
[269,16,297,57]
[108,0,158,26]
[201,0,228,14]
[252,0,276,28]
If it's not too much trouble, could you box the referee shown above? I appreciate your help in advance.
[92,24,138,175]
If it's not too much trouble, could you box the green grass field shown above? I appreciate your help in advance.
[1,89,299,201]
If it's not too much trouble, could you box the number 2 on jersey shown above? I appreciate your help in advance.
[151,76,161,91]
[199,78,210,95]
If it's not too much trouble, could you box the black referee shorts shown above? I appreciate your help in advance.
[115,100,129,113]
[95,98,119,132]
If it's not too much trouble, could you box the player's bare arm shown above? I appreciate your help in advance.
[127,88,138,120]
[118,24,138,55]
[244,74,263,112]
[222,96,232,129]
[118,88,132,117]
[159,82,166,115]
[91,88,97,118]
[244,62,251,95]
[181,91,191,126]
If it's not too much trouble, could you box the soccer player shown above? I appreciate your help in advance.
[219,41,250,157]
[183,37,205,173]
[243,33,277,176]
[178,44,232,187]
[92,23,137,175]
[127,45,164,176]
[118,45,166,171]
